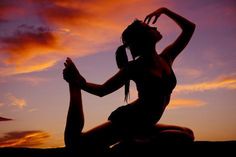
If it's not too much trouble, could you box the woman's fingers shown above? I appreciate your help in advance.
[144,15,152,24]
[66,58,77,69]
[64,62,67,67]
[63,69,68,81]
[63,57,84,84]
[145,8,165,24]
[144,16,148,23]
[144,14,161,24]
[66,57,72,63]
[66,58,71,65]
[152,14,160,24]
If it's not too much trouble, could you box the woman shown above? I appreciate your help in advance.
[63,7,196,152]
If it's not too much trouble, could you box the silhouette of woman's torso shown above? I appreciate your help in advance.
[109,54,176,128]
[128,54,176,118]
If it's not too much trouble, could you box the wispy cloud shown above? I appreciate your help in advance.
[6,93,26,109]
[0,130,50,148]
[0,24,62,76]
[0,116,13,121]
[0,59,57,76]
[15,76,48,86]
[167,98,206,109]
[175,74,236,93]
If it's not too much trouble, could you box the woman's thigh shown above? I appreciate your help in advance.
[154,123,194,141]
[155,123,193,133]
[81,121,122,147]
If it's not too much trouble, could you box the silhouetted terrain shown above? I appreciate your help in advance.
[0,141,235,157]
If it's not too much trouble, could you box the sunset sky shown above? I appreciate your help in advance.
[0,0,236,148]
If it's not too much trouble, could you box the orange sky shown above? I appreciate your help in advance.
[0,0,236,148]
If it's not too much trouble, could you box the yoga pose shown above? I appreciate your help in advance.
[63,7,196,152]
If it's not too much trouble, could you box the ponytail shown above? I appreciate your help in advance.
[115,45,130,102]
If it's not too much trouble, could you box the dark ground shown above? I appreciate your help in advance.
[0,141,235,157]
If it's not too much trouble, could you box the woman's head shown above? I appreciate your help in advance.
[122,19,162,58]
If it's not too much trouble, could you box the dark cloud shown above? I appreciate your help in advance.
[0,116,13,121]
[0,130,50,147]
[1,25,56,48]
[0,24,59,64]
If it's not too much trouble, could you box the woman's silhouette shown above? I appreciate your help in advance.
[63,8,196,152]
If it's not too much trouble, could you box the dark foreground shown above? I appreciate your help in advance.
[0,141,236,157]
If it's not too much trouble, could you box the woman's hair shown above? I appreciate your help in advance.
[116,19,148,102]
[115,45,130,102]
[116,19,155,102]
[122,19,152,47]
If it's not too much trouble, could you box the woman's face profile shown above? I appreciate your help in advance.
[122,20,162,58]
[141,21,162,42]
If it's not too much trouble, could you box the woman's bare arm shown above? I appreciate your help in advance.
[63,58,129,97]
[145,8,196,65]
[82,68,129,97]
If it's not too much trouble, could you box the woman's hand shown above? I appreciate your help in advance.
[144,7,167,24]
[63,57,86,87]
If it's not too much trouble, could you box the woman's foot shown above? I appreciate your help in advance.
[63,57,86,87]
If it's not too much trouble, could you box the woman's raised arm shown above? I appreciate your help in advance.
[145,8,196,65]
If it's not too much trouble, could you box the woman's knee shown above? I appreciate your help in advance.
[183,127,195,141]
[157,129,194,144]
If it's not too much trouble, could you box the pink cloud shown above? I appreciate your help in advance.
[6,93,26,109]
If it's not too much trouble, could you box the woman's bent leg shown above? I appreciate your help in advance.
[64,84,84,149]
[154,124,194,143]
[64,84,123,151]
